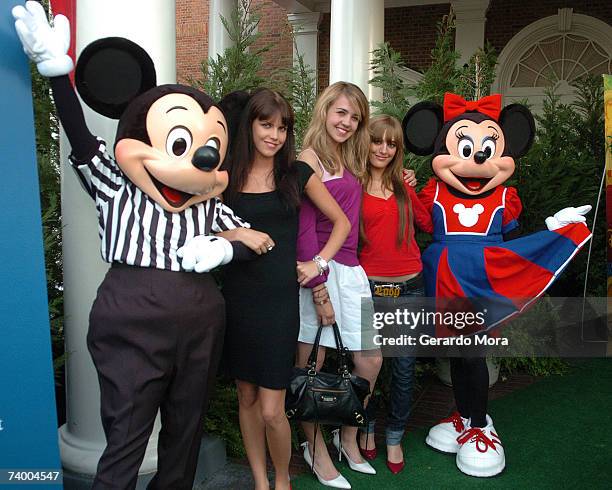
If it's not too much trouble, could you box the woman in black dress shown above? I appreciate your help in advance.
[218,89,350,490]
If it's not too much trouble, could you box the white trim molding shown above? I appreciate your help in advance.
[397,66,424,86]
[494,10,612,109]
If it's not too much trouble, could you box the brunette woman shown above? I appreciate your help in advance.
[218,88,350,490]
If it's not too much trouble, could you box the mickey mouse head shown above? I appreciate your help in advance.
[75,37,230,212]
[402,94,535,196]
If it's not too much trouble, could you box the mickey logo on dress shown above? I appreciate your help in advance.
[452,203,484,228]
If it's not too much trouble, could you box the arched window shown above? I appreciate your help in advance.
[494,10,612,111]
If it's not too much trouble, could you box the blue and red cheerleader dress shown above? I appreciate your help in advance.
[418,178,592,336]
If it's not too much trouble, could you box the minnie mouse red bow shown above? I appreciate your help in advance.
[443,93,502,122]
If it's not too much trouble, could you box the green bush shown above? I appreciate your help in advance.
[204,379,245,458]
[273,45,317,151]
[190,0,271,100]
[512,77,605,297]
[31,51,64,384]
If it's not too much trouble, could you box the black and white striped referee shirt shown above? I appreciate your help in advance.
[69,139,249,271]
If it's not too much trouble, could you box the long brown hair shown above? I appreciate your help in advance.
[224,88,299,209]
[361,115,413,247]
[302,82,370,177]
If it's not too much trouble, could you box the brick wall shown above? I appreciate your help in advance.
[317,13,330,92]
[486,0,612,56]
[385,3,452,73]
[176,0,208,84]
[176,0,293,86]
[252,0,293,80]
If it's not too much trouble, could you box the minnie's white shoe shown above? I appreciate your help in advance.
[425,411,469,453]
[332,429,376,475]
[302,442,351,489]
[455,415,505,477]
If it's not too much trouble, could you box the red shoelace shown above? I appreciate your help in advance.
[456,427,502,453]
[440,412,465,433]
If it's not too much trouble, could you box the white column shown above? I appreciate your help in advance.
[452,0,490,66]
[287,12,321,92]
[329,0,384,101]
[58,0,176,476]
[208,0,237,59]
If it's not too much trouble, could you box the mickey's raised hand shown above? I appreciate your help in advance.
[12,1,73,77]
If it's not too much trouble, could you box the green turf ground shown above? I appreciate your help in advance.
[292,359,612,489]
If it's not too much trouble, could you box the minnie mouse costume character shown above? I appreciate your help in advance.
[403,93,592,477]
[13,2,254,488]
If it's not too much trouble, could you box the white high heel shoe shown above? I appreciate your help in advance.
[332,429,376,475]
[302,441,351,489]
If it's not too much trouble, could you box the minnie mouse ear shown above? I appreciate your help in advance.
[75,37,157,119]
[498,104,535,158]
[402,102,444,155]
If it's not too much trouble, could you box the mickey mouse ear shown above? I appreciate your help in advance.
[402,101,444,156]
[218,91,251,143]
[75,37,157,119]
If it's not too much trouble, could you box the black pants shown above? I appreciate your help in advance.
[87,265,225,490]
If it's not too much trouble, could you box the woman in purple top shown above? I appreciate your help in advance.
[295,82,382,488]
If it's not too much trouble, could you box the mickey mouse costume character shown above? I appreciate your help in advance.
[403,93,592,477]
[13,2,255,488]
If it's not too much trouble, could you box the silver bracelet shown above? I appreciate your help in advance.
[312,255,329,276]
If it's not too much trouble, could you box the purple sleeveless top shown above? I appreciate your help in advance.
[297,167,361,287]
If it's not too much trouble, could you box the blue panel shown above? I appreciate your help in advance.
[0,1,62,486]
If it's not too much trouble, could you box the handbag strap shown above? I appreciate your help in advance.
[306,324,325,371]
[307,322,349,373]
[331,322,351,376]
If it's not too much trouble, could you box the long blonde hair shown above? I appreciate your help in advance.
[361,114,413,247]
[302,82,370,177]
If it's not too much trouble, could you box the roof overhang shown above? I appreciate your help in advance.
[273,0,449,14]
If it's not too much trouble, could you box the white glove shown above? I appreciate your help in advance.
[545,205,592,231]
[177,235,234,273]
[12,1,73,77]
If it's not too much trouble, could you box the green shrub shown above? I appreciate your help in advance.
[512,77,605,297]
[273,44,317,151]
[203,379,245,458]
[31,43,64,385]
[190,0,271,100]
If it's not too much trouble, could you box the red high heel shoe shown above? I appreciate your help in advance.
[359,434,377,460]
[386,445,405,474]
[359,445,377,461]
[386,459,405,475]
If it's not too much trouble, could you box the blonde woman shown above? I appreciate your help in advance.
[295,82,382,489]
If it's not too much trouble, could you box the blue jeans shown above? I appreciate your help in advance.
[363,274,424,446]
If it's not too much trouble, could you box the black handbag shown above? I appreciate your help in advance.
[285,322,370,427]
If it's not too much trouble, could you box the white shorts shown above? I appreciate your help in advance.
[298,260,377,351]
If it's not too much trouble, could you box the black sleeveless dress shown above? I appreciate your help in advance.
[222,162,314,389]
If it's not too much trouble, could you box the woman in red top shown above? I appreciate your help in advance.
[359,115,433,474]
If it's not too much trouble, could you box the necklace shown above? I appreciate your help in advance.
[368,179,391,199]
[245,170,275,192]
